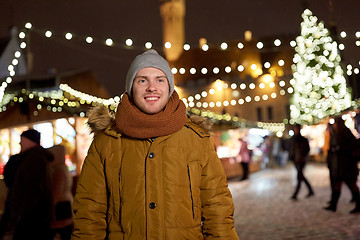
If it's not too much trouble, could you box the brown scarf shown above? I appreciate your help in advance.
[115,91,187,139]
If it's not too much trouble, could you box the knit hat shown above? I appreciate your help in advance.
[125,49,174,97]
[21,129,41,145]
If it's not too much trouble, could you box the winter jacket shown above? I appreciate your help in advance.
[328,127,358,182]
[8,146,54,239]
[289,134,310,163]
[72,107,239,240]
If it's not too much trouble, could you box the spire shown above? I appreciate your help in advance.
[327,0,338,41]
[159,0,185,62]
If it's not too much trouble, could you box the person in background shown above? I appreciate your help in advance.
[235,137,251,180]
[72,50,239,239]
[0,140,24,239]
[324,122,337,204]
[289,124,314,200]
[49,145,73,240]
[1,129,54,240]
[324,117,360,213]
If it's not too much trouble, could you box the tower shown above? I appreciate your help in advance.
[159,0,185,62]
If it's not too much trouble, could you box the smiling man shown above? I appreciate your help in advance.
[72,50,239,240]
[132,67,170,114]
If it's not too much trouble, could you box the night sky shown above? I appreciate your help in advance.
[1,0,359,97]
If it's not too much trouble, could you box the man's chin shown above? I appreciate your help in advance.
[140,107,162,115]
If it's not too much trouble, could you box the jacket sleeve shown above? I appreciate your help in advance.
[200,139,239,240]
[72,136,108,240]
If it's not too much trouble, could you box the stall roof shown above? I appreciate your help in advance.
[0,69,111,129]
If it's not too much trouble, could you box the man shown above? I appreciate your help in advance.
[1,129,54,240]
[72,50,239,239]
[324,117,360,213]
[289,124,314,200]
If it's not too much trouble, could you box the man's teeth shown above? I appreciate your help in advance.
[146,97,159,100]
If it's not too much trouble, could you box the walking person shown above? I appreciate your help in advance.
[324,122,336,203]
[49,145,73,240]
[1,129,54,240]
[289,124,314,200]
[234,137,251,180]
[323,117,360,213]
[72,50,239,239]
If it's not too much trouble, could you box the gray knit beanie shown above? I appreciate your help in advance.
[125,49,174,97]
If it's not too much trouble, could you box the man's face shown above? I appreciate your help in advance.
[132,67,170,114]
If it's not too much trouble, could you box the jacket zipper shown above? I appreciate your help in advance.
[119,169,121,218]
[187,165,195,219]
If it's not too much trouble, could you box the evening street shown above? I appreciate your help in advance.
[230,162,360,240]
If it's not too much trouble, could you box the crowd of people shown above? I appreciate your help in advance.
[0,49,359,240]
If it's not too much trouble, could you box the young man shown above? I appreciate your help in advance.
[72,50,239,239]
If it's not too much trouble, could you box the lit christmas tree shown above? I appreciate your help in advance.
[290,9,352,125]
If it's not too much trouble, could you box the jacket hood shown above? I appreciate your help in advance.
[188,114,213,132]
[87,104,115,134]
[86,104,213,134]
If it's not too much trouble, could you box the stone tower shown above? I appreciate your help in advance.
[159,0,185,62]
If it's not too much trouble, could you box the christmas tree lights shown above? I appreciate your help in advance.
[290,9,352,125]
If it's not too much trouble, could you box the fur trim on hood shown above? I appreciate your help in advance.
[86,104,213,134]
[87,104,115,134]
[188,114,213,132]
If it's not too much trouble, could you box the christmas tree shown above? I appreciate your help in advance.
[290,9,352,125]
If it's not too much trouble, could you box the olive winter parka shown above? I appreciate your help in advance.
[72,106,239,240]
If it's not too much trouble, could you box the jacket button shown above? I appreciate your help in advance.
[149,152,155,159]
[150,137,156,141]
[149,202,156,209]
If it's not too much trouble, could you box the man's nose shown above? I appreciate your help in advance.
[146,81,157,91]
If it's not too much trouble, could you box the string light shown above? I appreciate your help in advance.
[105,38,113,46]
[2,22,359,124]
[0,25,121,115]
[181,77,290,111]
[221,42,228,50]
[16,23,359,80]
[86,36,93,43]
[201,44,209,51]
[18,23,360,56]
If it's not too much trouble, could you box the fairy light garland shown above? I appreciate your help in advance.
[18,22,360,74]
[181,79,292,108]
[2,21,359,127]
[59,84,120,108]
[0,86,120,117]
[0,24,121,117]
[188,106,286,133]
[0,51,22,104]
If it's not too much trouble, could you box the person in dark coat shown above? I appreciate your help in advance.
[0,129,54,239]
[325,123,336,201]
[324,117,360,213]
[0,152,24,238]
[289,124,314,200]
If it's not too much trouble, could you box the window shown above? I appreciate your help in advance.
[257,107,262,122]
[267,106,273,121]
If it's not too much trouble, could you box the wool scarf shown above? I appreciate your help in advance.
[115,91,187,139]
